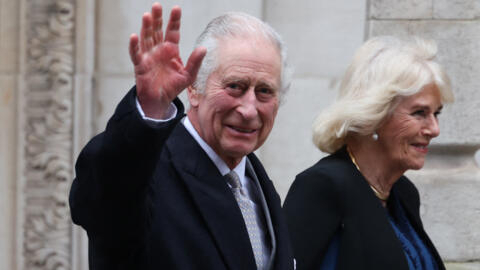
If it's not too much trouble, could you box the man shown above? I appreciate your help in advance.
[69,2,294,269]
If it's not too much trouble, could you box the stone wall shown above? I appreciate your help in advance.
[0,1,20,269]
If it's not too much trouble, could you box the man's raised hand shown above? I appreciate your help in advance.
[129,3,206,118]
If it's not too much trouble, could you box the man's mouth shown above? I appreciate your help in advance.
[228,125,257,134]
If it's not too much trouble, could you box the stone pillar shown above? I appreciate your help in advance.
[10,0,94,269]
[0,0,20,269]
[368,0,480,269]
[16,0,76,268]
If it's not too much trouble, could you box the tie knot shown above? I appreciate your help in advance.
[225,171,242,189]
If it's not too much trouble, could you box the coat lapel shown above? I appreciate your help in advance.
[167,124,257,270]
[247,154,293,270]
[245,157,276,269]
[394,178,446,270]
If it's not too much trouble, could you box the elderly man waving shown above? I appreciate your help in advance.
[69,2,294,270]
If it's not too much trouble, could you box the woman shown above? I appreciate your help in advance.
[283,36,454,270]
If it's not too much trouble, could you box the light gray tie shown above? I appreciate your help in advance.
[225,171,266,270]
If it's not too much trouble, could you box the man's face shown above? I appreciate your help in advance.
[188,36,281,168]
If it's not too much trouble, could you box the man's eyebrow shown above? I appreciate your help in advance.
[256,81,277,90]
[221,76,279,89]
[222,76,250,84]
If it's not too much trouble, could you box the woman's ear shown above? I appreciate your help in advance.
[187,86,200,107]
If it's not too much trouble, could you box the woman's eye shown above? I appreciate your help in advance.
[412,110,426,117]
[434,111,442,118]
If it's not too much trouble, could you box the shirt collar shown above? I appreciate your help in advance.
[182,116,246,182]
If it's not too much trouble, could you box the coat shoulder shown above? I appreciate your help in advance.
[394,176,420,205]
[293,150,354,192]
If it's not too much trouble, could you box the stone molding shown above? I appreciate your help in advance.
[18,0,75,269]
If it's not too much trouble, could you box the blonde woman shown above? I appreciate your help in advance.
[284,36,454,270]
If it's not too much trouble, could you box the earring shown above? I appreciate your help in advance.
[372,132,378,141]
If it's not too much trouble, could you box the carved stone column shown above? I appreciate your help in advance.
[17,0,78,269]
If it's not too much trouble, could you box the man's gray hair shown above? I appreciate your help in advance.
[192,12,291,103]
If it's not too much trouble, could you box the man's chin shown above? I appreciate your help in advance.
[224,146,255,158]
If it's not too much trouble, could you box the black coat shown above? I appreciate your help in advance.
[283,147,444,270]
[69,87,294,270]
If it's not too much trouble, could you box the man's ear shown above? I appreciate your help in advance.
[187,86,200,107]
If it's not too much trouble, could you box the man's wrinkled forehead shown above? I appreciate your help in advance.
[216,33,281,54]
[215,35,281,71]
[217,41,281,87]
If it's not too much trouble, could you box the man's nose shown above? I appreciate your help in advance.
[237,88,258,120]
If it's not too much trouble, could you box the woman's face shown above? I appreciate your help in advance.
[377,84,443,171]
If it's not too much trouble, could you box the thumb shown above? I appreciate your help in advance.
[185,46,207,82]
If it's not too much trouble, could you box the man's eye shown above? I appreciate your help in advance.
[256,87,276,96]
[257,88,271,94]
[434,111,442,118]
[227,83,241,90]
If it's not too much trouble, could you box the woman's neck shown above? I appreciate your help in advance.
[346,138,405,202]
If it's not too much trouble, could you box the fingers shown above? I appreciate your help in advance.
[164,6,181,44]
[185,46,207,81]
[129,34,141,65]
[131,3,182,68]
[140,13,154,52]
[138,3,179,52]
[151,3,163,44]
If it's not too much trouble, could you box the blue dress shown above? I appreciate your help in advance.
[318,194,438,270]
[387,194,438,270]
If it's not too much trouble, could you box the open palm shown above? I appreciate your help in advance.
[129,3,206,118]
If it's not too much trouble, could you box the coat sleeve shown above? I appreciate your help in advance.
[283,167,343,270]
[69,86,185,256]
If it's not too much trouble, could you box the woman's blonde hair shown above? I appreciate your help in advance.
[313,36,454,153]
